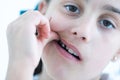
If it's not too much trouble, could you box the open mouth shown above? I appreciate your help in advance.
[56,39,82,61]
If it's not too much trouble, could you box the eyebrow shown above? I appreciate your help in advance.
[103,5,120,15]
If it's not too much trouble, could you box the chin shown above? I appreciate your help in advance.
[41,41,102,80]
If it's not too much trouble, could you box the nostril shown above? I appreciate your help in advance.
[72,31,87,41]
[73,32,77,35]
[81,37,86,40]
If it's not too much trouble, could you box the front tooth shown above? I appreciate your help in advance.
[59,40,79,57]
[66,46,69,51]
[69,49,78,56]
[68,49,74,54]
[61,43,65,48]
[73,52,78,56]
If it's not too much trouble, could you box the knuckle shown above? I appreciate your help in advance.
[22,10,43,24]
[6,19,22,37]
[33,10,41,15]
[6,22,16,37]
[27,10,42,18]
[6,22,14,34]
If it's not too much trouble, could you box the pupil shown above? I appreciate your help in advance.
[103,20,110,26]
[69,5,77,12]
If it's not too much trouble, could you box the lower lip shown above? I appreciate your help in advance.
[54,41,81,63]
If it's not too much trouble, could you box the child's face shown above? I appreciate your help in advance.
[41,0,120,80]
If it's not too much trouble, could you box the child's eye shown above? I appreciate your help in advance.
[64,4,80,15]
[99,19,115,29]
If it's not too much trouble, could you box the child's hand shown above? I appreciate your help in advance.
[6,10,57,69]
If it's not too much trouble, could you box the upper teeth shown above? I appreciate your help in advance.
[68,49,74,54]
[58,40,78,57]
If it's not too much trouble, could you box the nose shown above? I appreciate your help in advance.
[71,20,93,43]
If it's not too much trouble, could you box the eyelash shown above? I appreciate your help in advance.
[98,19,116,29]
[64,3,80,16]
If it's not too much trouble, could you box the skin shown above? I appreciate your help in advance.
[6,0,120,80]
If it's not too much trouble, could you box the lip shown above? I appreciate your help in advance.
[54,39,83,63]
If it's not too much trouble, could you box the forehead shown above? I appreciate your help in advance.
[52,0,120,6]
[50,0,120,13]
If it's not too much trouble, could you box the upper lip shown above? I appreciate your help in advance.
[60,38,83,61]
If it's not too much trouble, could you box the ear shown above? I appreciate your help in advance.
[111,49,120,62]
[38,1,48,14]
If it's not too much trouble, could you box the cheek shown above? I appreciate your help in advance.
[49,16,71,32]
[91,42,119,66]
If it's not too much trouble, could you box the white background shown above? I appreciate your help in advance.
[0,0,39,80]
[0,0,120,80]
